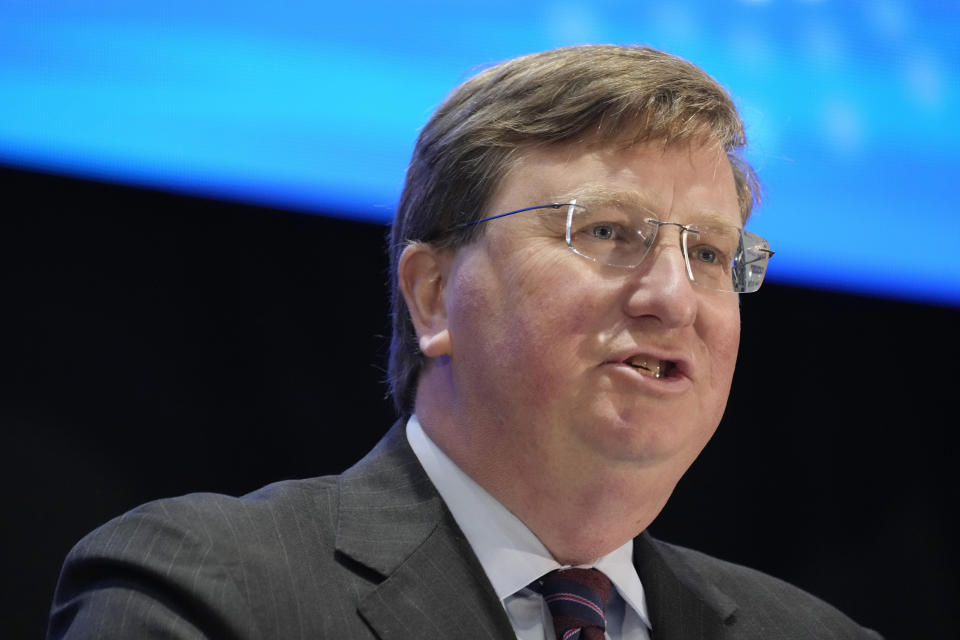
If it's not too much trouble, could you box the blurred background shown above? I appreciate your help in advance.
[2,1,957,638]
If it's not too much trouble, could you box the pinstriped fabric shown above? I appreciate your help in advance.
[47,422,516,640]
[633,533,885,639]
[47,422,885,639]
[533,568,613,640]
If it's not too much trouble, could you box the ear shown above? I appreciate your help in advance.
[398,242,452,358]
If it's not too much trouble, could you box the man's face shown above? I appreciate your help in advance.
[438,140,742,481]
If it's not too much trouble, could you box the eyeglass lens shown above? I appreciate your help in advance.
[565,203,770,293]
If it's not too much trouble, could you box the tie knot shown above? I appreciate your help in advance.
[533,568,613,640]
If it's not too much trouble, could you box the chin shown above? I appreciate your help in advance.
[577,404,713,469]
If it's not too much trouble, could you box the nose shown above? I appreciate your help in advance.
[622,236,698,328]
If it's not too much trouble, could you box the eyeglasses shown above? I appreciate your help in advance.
[453,200,774,293]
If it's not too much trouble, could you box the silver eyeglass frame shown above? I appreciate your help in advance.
[447,199,774,293]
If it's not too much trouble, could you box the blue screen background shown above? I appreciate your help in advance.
[2,1,958,304]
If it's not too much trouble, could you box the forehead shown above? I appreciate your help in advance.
[491,140,742,226]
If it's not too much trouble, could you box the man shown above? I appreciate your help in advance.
[49,45,882,639]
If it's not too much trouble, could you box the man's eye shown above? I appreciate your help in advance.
[590,224,617,240]
[692,246,720,264]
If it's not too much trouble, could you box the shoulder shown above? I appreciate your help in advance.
[158,475,340,542]
[645,536,884,640]
[49,476,346,639]
[49,423,424,639]
[71,475,341,569]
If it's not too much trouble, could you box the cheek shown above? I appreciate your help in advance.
[512,260,601,343]
[455,260,596,389]
[702,301,741,395]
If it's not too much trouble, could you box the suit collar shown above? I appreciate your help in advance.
[336,420,515,640]
[634,531,738,639]
[336,420,443,576]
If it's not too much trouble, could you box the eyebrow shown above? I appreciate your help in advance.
[553,184,647,209]
[553,184,741,228]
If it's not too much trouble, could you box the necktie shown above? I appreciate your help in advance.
[533,568,613,640]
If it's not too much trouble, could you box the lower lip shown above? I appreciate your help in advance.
[603,363,692,393]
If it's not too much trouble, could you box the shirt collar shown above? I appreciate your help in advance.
[406,415,650,627]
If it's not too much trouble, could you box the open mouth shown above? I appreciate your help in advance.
[624,355,676,379]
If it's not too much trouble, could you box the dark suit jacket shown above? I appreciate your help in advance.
[48,423,883,639]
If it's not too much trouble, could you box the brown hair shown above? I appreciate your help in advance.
[387,44,759,415]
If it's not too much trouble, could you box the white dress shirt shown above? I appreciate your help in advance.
[406,415,652,640]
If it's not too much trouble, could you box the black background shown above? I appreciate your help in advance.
[3,165,957,639]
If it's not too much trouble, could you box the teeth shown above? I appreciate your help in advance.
[626,357,666,378]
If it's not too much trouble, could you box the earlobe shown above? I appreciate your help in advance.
[398,242,452,358]
[419,331,451,358]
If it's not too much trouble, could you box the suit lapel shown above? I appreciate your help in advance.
[634,532,738,640]
[336,421,515,640]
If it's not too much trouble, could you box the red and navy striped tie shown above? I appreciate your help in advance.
[533,568,613,640]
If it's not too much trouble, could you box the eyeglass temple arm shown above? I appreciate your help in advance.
[449,203,567,231]
[740,249,774,267]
